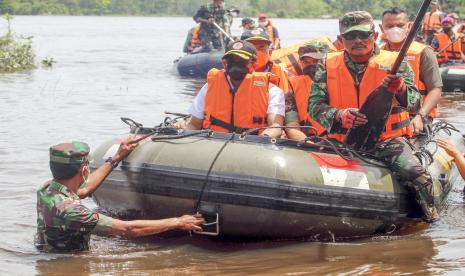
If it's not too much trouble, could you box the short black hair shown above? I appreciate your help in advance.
[50,162,82,180]
[382,7,408,18]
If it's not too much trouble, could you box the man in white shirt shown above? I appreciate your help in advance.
[180,40,285,138]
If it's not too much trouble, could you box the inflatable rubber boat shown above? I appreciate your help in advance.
[174,51,223,78]
[440,61,465,92]
[91,118,464,240]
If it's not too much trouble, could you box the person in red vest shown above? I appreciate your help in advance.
[284,42,328,140]
[257,14,280,49]
[431,16,464,64]
[309,11,438,222]
[380,7,442,134]
[423,1,444,44]
[179,40,285,138]
[241,29,290,94]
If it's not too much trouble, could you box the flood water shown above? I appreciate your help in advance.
[1,16,465,275]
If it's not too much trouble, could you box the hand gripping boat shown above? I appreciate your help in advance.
[90,118,464,240]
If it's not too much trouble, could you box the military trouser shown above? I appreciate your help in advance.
[199,26,224,51]
[374,136,438,222]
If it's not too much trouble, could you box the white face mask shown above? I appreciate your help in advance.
[385,26,407,43]
[258,20,268,28]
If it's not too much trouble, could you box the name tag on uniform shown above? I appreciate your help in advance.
[404,56,416,61]
[379,64,391,71]
[254,81,266,87]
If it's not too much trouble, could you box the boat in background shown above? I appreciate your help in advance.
[174,51,223,78]
[440,61,465,92]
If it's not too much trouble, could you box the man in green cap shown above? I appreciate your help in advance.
[285,41,328,140]
[36,138,205,253]
[309,11,439,222]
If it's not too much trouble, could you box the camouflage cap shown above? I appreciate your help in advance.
[339,11,375,34]
[49,142,90,164]
[223,40,257,61]
[298,42,329,60]
[240,29,271,43]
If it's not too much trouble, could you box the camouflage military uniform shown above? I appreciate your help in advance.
[193,3,230,51]
[308,11,437,222]
[35,142,113,252]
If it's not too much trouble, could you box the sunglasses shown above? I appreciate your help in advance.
[342,31,374,40]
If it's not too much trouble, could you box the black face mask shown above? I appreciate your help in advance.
[226,63,249,81]
[442,27,452,33]
[302,65,318,78]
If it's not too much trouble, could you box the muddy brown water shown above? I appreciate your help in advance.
[1,16,465,275]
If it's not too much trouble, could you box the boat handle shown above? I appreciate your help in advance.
[195,213,220,236]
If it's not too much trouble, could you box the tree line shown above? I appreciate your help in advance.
[1,0,464,18]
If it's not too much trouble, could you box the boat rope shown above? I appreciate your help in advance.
[410,120,460,167]
[194,133,235,213]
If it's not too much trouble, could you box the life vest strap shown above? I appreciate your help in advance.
[390,106,406,115]
[391,118,411,130]
[210,115,253,133]
[287,54,303,75]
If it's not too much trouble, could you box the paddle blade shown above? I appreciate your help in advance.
[345,85,394,151]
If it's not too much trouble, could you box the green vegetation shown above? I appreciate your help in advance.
[0,0,464,18]
[0,14,35,72]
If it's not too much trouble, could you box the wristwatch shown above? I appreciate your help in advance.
[105,157,120,169]
[418,111,428,122]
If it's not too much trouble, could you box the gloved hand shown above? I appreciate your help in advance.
[383,74,405,94]
[335,108,368,129]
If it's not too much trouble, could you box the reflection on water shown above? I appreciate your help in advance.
[0,16,465,275]
[35,235,437,275]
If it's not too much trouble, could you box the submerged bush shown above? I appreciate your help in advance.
[0,14,35,73]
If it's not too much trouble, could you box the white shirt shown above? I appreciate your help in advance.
[188,81,285,120]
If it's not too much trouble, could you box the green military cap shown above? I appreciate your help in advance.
[49,141,90,164]
[298,41,329,60]
[339,11,375,34]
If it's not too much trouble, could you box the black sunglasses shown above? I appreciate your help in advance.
[342,31,374,40]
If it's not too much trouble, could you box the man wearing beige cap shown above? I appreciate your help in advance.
[309,11,438,222]
[285,42,328,140]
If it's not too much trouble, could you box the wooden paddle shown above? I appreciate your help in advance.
[345,0,433,151]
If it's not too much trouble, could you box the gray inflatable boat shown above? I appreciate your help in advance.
[90,118,463,240]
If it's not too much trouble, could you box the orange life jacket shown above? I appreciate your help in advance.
[289,75,326,136]
[267,62,290,94]
[325,51,414,142]
[381,41,436,117]
[265,20,279,49]
[458,23,465,34]
[424,11,442,32]
[203,69,279,133]
[435,32,463,63]
[271,36,337,76]
[191,25,202,49]
[332,39,345,52]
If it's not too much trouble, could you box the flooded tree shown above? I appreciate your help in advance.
[0,14,35,72]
